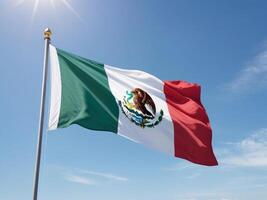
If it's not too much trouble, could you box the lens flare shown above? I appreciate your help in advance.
[60,0,82,21]
[15,0,82,21]
[31,0,40,21]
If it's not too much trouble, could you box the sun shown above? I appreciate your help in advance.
[15,0,82,21]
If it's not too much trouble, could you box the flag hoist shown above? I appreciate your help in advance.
[32,28,51,200]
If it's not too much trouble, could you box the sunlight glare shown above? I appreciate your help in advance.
[14,0,25,7]
[15,0,82,22]
[31,0,40,21]
[59,0,82,21]
[50,0,55,9]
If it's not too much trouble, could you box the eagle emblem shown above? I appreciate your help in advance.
[118,88,164,128]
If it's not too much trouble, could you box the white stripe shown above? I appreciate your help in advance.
[104,65,174,155]
[48,45,62,130]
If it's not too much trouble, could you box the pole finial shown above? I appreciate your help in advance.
[44,28,52,40]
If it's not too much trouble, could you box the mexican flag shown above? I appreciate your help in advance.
[48,45,218,166]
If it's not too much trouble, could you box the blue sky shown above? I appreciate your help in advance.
[1,0,267,199]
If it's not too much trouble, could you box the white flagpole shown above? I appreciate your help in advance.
[32,28,51,200]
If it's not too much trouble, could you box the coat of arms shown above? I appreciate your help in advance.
[118,88,164,128]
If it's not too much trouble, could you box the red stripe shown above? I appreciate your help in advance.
[164,80,218,166]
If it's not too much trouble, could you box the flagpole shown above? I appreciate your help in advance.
[32,28,51,200]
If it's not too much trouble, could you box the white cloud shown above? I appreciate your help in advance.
[79,170,128,182]
[51,165,129,185]
[174,192,231,200]
[185,173,201,179]
[226,43,267,93]
[65,174,96,185]
[162,162,197,171]
[221,128,267,167]
[163,129,267,169]
[185,173,200,179]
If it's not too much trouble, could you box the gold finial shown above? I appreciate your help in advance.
[44,28,52,40]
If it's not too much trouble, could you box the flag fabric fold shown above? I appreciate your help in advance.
[48,44,218,166]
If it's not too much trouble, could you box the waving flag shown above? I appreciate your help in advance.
[48,45,218,166]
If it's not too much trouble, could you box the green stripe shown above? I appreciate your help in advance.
[56,48,119,133]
